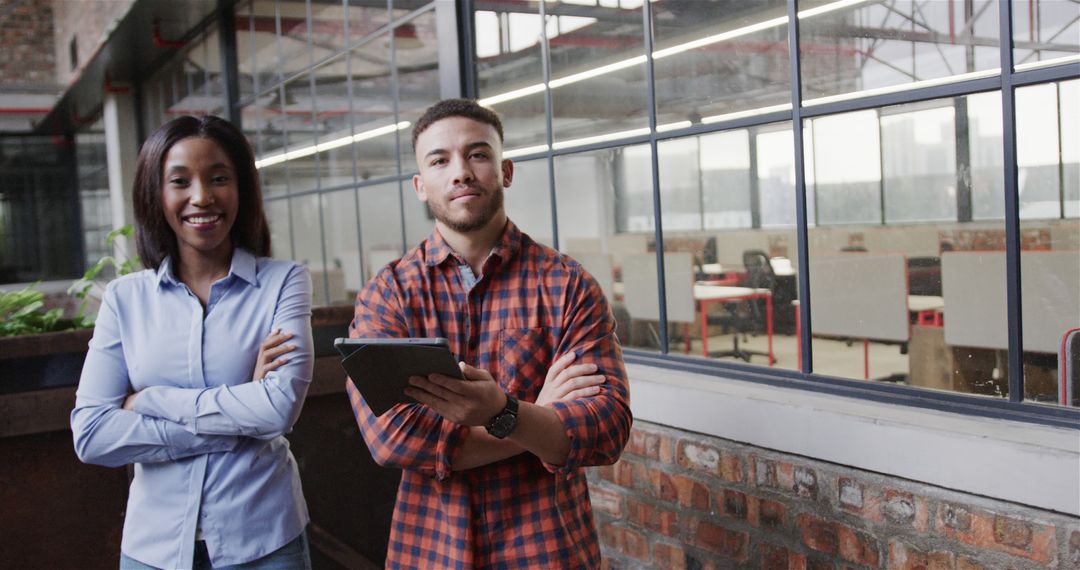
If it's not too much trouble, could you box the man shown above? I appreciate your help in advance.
[346,98,632,568]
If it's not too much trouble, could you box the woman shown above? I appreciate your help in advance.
[71,115,314,569]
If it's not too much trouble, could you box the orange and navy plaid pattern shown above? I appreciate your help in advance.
[346,220,632,569]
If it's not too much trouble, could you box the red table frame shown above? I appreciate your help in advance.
[696,286,774,367]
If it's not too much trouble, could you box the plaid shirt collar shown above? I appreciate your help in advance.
[423,219,523,272]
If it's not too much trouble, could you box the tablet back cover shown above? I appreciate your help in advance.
[340,344,461,416]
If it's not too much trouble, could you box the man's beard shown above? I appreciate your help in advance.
[428,183,505,233]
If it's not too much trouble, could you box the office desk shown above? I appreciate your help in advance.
[695,284,774,366]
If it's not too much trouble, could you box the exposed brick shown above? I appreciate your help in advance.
[600,522,649,561]
[886,541,955,570]
[806,555,835,570]
[677,440,721,474]
[595,464,616,484]
[626,429,662,460]
[884,490,916,525]
[934,506,1056,564]
[613,459,637,489]
[626,498,679,537]
[760,543,792,570]
[671,474,711,511]
[993,515,1032,549]
[651,470,678,502]
[1070,529,1080,566]
[956,556,986,570]
[753,456,778,488]
[721,489,747,520]
[590,486,624,518]
[748,495,787,529]
[838,478,863,510]
[657,432,675,462]
[837,525,879,566]
[778,461,796,490]
[794,466,819,500]
[691,519,749,562]
[653,542,686,570]
[797,514,838,554]
[719,453,743,483]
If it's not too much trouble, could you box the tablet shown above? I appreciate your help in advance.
[335,337,463,416]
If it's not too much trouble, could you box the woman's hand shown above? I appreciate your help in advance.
[535,352,606,407]
[252,329,296,382]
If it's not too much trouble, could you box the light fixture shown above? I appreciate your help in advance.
[255,121,411,169]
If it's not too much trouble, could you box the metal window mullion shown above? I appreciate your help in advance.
[459,0,477,99]
[275,0,296,260]
[344,0,366,284]
[219,0,241,127]
[999,0,1024,403]
[1057,82,1065,219]
[642,1,668,354]
[788,0,812,374]
[389,0,408,254]
[305,0,331,305]
[538,0,559,251]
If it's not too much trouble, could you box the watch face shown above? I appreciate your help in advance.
[490,411,517,438]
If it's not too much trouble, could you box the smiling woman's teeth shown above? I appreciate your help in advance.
[187,215,219,224]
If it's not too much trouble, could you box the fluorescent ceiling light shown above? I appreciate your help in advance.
[702,104,793,124]
[255,121,411,169]
[1014,54,1080,72]
[802,69,1000,107]
[504,144,550,158]
[552,127,651,150]
[479,0,877,109]
[656,120,692,132]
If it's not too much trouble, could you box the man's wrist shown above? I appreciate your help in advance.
[485,392,519,439]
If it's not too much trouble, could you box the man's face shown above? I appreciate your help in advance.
[412,116,513,234]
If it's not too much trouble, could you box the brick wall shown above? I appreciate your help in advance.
[589,422,1079,569]
[0,0,56,88]
[52,0,135,87]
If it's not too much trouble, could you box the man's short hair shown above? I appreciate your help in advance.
[412,99,504,150]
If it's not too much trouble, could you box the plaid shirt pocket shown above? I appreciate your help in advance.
[498,327,553,399]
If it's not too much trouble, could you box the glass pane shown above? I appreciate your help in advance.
[350,33,401,181]
[322,188,363,305]
[544,1,649,146]
[1017,79,1080,405]
[292,194,329,306]
[395,9,441,174]
[881,104,957,222]
[236,1,257,102]
[555,144,656,352]
[402,179,431,250]
[248,0,280,94]
[806,110,882,225]
[280,73,319,194]
[968,91,1005,220]
[359,182,406,284]
[346,0,392,51]
[266,197,293,260]
[804,93,1008,399]
[651,0,791,127]
[1013,0,1080,70]
[277,1,313,77]
[800,0,1000,102]
[504,159,553,247]
[311,53,357,189]
[658,126,799,371]
[474,5,549,153]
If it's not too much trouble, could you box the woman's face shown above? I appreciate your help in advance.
[160,136,239,263]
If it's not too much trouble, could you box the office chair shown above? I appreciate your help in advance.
[708,249,776,364]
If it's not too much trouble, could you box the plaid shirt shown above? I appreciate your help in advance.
[347,220,631,569]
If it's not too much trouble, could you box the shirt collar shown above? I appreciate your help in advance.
[155,247,258,288]
[423,220,523,269]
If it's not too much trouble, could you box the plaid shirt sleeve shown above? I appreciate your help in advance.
[544,266,632,474]
[346,267,468,480]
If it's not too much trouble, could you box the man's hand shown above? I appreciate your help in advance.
[252,329,296,382]
[405,362,506,426]
[535,352,606,407]
[122,392,139,411]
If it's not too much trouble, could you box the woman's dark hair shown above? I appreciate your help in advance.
[132,115,270,270]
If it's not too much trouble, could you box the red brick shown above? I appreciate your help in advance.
[626,499,679,537]
[676,440,721,474]
[797,514,838,554]
[884,490,916,526]
[719,453,743,483]
[626,429,662,460]
[747,495,788,529]
[590,486,624,518]
[752,456,778,488]
[653,542,686,570]
[657,432,674,462]
[760,543,806,570]
[595,464,616,484]
[934,505,1056,564]
[650,470,678,502]
[721,489,747,520]
[886,541,955,570]
[670,474,710,511]
[956,556,987,570]
[613,459,637,489]
[837,525,879,566]
[793,466,819,500]
[778,462,795,490]
[600,522,649,561]
[692,519,749,562]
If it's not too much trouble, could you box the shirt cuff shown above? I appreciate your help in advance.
[541,401,588,476]
[132,386,201,432]
[161,422,239,460]
[435,423,470,481]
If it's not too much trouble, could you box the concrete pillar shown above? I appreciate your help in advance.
[103,90,138,260]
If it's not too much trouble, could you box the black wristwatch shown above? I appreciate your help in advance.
[485,393,519,439]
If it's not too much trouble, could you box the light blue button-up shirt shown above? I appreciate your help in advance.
[71,248,313,569]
